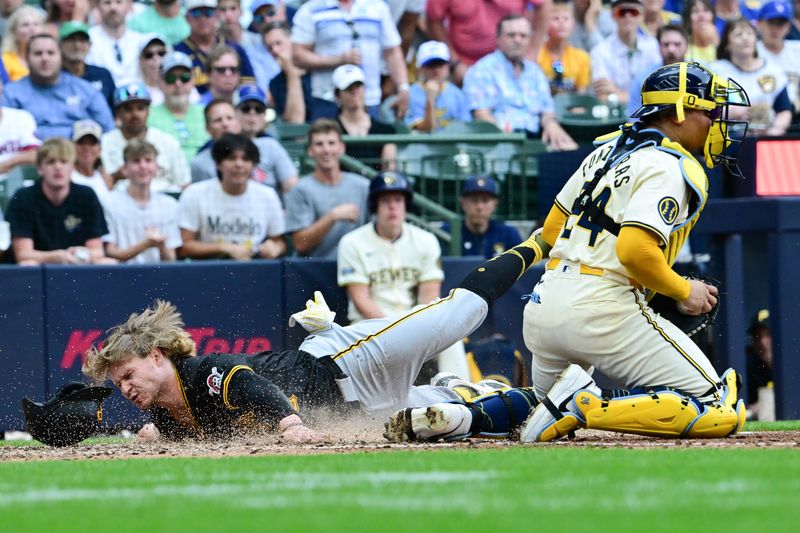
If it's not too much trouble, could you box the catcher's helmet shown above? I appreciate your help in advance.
[21,382,112,447]
[368,171,413,213]
[631,62,750,175]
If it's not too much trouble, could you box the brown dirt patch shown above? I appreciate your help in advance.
[2,427,798,462]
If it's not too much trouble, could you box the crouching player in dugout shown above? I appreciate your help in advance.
[384,62,753,444]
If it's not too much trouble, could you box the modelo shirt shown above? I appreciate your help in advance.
[178,179,285,254]
[6,182,108,254]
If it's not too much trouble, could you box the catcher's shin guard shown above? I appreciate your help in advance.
[571,386,744,438]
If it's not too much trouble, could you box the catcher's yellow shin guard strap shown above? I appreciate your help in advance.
[572,389,743,438]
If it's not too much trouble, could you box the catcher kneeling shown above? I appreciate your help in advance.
[385,62,749,444]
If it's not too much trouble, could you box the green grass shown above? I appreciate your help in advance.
[1,447,798,532]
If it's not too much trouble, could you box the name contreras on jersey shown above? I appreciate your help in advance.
[368,267,421,286]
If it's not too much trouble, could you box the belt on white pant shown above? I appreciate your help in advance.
[545,258,642,290]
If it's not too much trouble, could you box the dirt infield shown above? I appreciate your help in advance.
[2,428,798,462]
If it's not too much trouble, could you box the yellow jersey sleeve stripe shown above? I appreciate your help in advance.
[222,365,255,410]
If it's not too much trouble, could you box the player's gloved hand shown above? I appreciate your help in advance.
[288,291,337,333]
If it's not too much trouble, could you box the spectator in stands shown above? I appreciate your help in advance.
[291,0,410,121]
[386,0,425,58]
[627,23,688,117]
[178,133,286,260]
[683,0,718,64]
[463,15,577,150]
[221,0,281,91]
[175,0,256,95]
[590,0,659,105]
[103,139,182,264]
[44,0,89,36]
[101,82,189,192]
[757,1,800,116]
[200,45,241,105]
[2,34,115,139]
[0,0,24,38]
[128,0,190,45]
[59,22,116,110]
[137,34,170,106]
[538,0,591,95]
[85,0,146,86]
[232,83,270,138]
[406,40,471,132]
[641,0,681,38]
[789,0,800,40]
[712,17,793,136]
[284,119,369,258]
[265,21,310,124]
[149,51,210,164]
[569,0,616,52]
[0,76,41,181]
[71,119,112,206]
[191,98,298,193]
[333,65,396,171]
[1,5,45,81]
[714,0,759,36]
[454,175,523,258]
[426,0,552,86]
[6,137,113,265]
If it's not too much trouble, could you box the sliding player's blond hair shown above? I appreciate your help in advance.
[83,300,196,382]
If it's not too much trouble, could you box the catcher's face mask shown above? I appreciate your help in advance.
[21,382,113,447]
[632,62,750,176]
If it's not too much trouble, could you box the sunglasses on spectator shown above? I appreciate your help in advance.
[142,49,167,60]
[614,7,642,17]
[253,8,277,23]
[188,7,216,18]
[165,71,192,84]
[238,104,266,114]
[212,65,239,74]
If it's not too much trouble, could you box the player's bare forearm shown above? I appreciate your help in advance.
[291,212,337,256]
[281,70,306,124]
[417,280,441,305]
[292,43,344,70]
[347,284,385,319]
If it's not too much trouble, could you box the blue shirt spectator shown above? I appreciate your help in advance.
[2,35,114,140]
[407,83,471,131]
[463,49,555,134]
[406,40,470,131]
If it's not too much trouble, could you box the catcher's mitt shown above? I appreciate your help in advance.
[648,276,721,338]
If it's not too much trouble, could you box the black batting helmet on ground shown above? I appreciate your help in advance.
[21,382,113,447]
[368,171,413,213]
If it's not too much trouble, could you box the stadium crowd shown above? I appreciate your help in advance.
[0,0,797,267]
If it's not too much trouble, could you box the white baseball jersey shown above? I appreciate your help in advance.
[102,188,183,264]
[0,107,41,180]
[178,179,285,253]
[551,131,707,280]
[757,40,800,112]
[338,222,444,322]
[524,129,721,401]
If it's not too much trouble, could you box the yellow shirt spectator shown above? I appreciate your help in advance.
[537,46,591,94]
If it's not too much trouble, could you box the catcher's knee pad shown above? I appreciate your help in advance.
[572,388,744,438]
[467,387,538,437]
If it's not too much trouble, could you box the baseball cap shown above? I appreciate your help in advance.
[611,0,643,10]
[161,51,193,74]
[113,82,152,109]
[332,64,365,91]
[758,1,792,21]
[59,21,90,41]
[250,0,278,14]
[185,0,217,10]
[232,84,267,107]
[138,33,169,56]
[461,175,499,197]
[416,41,451,68]
[747,309,771,334]
[71,119,103,142]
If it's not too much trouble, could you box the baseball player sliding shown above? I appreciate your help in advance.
[82,230,551,442]
[385,62,754,443]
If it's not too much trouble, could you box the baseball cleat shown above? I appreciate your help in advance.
[519,364,596,443]
[384,403,473,442]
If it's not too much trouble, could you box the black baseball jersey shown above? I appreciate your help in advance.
[149,350,346,440]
